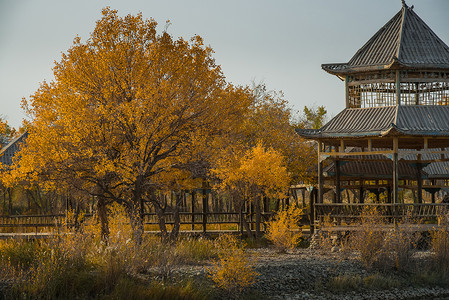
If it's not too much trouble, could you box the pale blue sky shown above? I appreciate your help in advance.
[1,0,448,129]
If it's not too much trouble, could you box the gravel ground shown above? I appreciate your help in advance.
[175,248,449,299]
[249,248,449,299]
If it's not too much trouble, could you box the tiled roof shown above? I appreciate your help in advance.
[322,4,449,75]
[324,147,449,179]
[0,132,28,167]
[296,106,449,139]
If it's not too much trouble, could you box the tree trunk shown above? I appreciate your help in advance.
[129,200,144,244]
[97,196,109,242]
[155,204,168,239]
[170,191,183,240]
[129,176,145,244]
[242,212,254,239]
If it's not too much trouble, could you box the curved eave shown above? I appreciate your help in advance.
[296,127,449,140]
[322,61,449,76]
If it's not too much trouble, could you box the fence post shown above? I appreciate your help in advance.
[202,187,207,234]
[191,190,195,231]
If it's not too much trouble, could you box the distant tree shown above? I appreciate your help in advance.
[0,118,16,147]
[212,143,290,237]
[295,105,327,129]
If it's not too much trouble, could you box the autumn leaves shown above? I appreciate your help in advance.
[3,8,315,241]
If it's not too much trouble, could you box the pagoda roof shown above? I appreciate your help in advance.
[296,106,449,139]
[322,3,449,75]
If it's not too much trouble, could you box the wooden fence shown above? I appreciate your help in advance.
[0,211,282,234]
[314,203,449,225]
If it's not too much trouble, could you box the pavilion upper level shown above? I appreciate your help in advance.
[322,2,449,108]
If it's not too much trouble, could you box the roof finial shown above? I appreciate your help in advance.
[401,0,408,8]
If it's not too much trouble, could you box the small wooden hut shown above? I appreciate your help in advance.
[296,2,449,224]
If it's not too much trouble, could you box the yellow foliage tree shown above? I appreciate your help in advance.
[208,234,258,294]
[14,8,252,242]
[212,143,290,237]
[244,83,317,185]
[266,203,303,252]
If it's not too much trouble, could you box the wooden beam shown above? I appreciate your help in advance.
[322,150,393,157]
[345,76,349,108]
[396,70,401,106]
[393,137,399,204]
[336,159,341,203]
[322,149,449,158]
[417,154,422,203]
[318,141,324,204]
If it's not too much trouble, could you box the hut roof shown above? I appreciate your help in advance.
[0,132,28,167]
[296,106,449,139]
[322,3,449,75]
[324,147,449,180]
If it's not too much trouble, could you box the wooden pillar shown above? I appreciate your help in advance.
[387,185,392,203]
[393,137,399,204]
[202,188,208,234]
[359,181,364,203]
[345,76,349,108]
[336,160,341,203]
[191,191,195,231]
[396,70,401,106]
[431,180,436,204]
[309,187,315,234]
[417,154,423,203]
[318,141,324,204]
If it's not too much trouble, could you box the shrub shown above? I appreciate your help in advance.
[266,203,303,252]
[208,234,258,295]
[350,207,418,271]
[381,222,418,272]
[350,206,386,269]
[431,213,449,274]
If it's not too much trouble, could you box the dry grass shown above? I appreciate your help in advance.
[0,204,220,299]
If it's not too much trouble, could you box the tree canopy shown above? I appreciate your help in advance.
[15,8,253,239]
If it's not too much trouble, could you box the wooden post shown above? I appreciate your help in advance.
[431,179,436,204]
[345,75,349,108]
[387,185,392,203]
[191,191,195,231]
[318,141,324,204]
[202,188,207,234]
[302,189,306,207]
[336,160,341,203]
[392,138,399,224]
[359,181,364,203]
[393,138,399,204]
[396,70,401,106]
[309,188,315,234]
[417,154,423,203]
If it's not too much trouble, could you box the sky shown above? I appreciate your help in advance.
[0,0,448,129]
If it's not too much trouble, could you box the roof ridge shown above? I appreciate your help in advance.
[393,105,399,126]
[395,5,408,62]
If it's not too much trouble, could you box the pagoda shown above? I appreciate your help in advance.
[297,1,449,206]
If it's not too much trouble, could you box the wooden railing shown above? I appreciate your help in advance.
[314,203,449,224]
[0,210,310,235]
[0,211,278,233]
